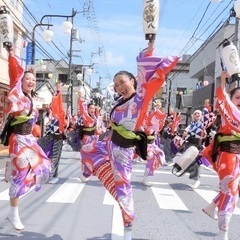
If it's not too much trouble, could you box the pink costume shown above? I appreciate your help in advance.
[202,86,240,233]
[80,46,179,227]
[78,98,98,146]
[7,55,51,198]
[143,108,166,176]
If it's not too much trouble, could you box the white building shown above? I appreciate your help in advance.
[34,59,92,115]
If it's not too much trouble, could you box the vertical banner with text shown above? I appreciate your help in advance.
[26,42,33,67]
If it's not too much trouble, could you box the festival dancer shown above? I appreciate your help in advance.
[162,109,182,165]
[202,98,217,147]
[141,100,166,186]
[79,41,179,239]
[4,46,51,230]
[37,82,66,184]
[201,71,240,240]
[183,109,205,189]
[78,96,100,183]
[151,99,166,148]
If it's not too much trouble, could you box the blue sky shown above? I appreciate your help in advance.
[22,0,234,88]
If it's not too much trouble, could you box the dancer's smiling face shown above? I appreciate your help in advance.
[230,88,240,110]
[113,74,136,100]
[22,72,36,95]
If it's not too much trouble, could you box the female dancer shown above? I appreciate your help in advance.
[80,41,179,239]
[202,71,240,240]
[78,97,100,182]
[141,101,166,186]
[162,109,181,165]
[78,97,99,145]
[5,46,51,230]
[37,82,66,184]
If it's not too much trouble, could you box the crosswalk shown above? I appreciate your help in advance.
[0,158,239,239]
[134,168,240,215]
[0,164,239,216]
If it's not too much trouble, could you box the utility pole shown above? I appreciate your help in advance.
[167,77,172,116]
[68,8,75,115]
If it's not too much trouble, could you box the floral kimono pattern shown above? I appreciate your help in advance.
[143,109,166,175]
[7,55,51,198]
[80,46,179,227]
[78,98,98,146]
[202,86,240,232]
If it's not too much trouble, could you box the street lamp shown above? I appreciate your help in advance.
[31,18,72,65]
[35,9,77,115]
[31,23,53,65]
[32,2,90,115]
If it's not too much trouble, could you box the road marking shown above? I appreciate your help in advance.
[0,186,34,200]
[151,182,188,210]
[0,189,10,200]
[46,178,84,203]
[195,188,240,215]
[103,191,124,240]
[132,169,218,178]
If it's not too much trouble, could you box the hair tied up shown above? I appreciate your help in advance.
[26,67,35,74]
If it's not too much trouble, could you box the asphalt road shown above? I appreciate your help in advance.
[0,146,238,240]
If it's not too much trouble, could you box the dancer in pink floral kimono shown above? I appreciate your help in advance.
[4,47,51,231]
[202,71,240,240]
[80,41,179,239]
[78,97,100,182]
[141,102,166,186]
[78,97,99,146]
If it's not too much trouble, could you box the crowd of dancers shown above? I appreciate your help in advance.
[2,41,239,240]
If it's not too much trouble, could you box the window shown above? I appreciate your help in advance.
[36,73,44,79]
[58,74,68,84]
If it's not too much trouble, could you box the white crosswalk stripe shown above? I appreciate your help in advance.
[46,177,85,203]
[0,186,34,200]
[133,167,218,178]
[151,182,188,210]
[103,191,124,239]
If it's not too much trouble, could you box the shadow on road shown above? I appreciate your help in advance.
[0,232,63,240]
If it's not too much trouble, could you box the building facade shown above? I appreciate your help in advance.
[189,23,236,109]
[0,0,26,123]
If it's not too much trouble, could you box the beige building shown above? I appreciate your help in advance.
[0,0,26,122]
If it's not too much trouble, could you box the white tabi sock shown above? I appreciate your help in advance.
[8,206,25,231]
